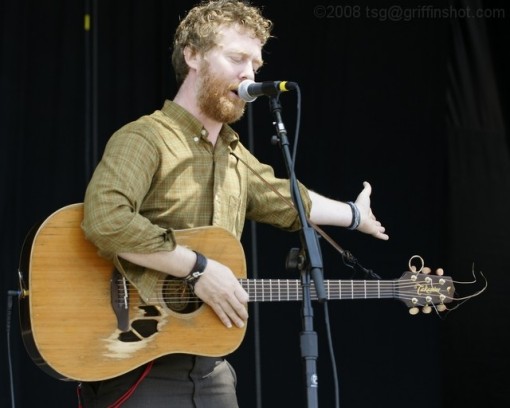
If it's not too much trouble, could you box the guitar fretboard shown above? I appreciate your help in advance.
[239,279,396,302]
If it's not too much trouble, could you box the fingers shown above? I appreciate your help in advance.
[375,229,389,241]
[229,290,249,326]
[193,263,249,329]
[359,207,389,240]
[356,181,389,240]
[209,295,248,329]
[371,217,389,240]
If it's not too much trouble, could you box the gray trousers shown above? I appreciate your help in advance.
[78,354,239,408]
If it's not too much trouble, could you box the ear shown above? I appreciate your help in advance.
[183,46,201,71]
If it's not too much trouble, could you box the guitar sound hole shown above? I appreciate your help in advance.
[162,277,202,314]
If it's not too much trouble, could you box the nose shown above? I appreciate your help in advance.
[239,62,255,81]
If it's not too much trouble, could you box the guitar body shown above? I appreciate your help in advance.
[18,203,247,382]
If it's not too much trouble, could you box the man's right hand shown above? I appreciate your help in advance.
[192,258,249,329]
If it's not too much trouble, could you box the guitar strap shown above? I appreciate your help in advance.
[230,151,380,279]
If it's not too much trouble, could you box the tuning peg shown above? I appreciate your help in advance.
[422,305,432,314]
[437,304,447,312]
[409,307,420,315]
[422,267,431,275]
[436,268,444,276]
[408,255,424,273]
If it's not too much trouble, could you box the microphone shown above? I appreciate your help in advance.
[237,79,297,102]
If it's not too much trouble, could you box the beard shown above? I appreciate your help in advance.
[196,62,246,124]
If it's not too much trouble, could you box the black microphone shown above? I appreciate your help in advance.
[237,79,297,102]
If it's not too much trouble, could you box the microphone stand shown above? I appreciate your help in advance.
[268,94,326,408]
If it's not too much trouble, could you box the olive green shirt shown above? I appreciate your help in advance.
[82,100,311,300]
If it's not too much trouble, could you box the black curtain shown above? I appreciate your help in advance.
[442,0,510,406]
[1,2,87,407]
[1,1,508,407]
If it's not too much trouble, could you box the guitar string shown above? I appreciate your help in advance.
[113,279,455,304]
[118,279,451,292]
[112,289,457,309]
[125,282,444,297]
[114,293,457,308]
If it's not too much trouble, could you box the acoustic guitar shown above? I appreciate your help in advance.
[17,203,454,381]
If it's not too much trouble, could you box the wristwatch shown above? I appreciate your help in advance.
[184,250,208,292]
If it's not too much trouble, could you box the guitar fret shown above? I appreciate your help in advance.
[324,280,394,300]
[241,279,400,302]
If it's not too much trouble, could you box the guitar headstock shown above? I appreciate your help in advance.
[397,255,455,315]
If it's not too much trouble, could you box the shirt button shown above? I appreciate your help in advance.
[201,129,207,136]
[193,136,199,142]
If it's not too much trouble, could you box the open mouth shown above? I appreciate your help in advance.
[229,83,242,96]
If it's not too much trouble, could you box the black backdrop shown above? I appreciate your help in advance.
[1,1,509,407]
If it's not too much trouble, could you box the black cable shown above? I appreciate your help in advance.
[247,102,263,408]
[6,290,20,408]
[322,302,340,408]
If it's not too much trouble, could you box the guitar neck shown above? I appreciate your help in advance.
[240,279,396,302]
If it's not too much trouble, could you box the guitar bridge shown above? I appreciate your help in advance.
[110,269,130,332]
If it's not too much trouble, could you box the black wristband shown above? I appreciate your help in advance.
[346,201,361,230]
[184,250,208,292]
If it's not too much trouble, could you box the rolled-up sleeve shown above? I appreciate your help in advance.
[241,147,311,231]
[81,123,176,260]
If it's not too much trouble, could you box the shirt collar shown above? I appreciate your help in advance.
[161,100,239,149]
